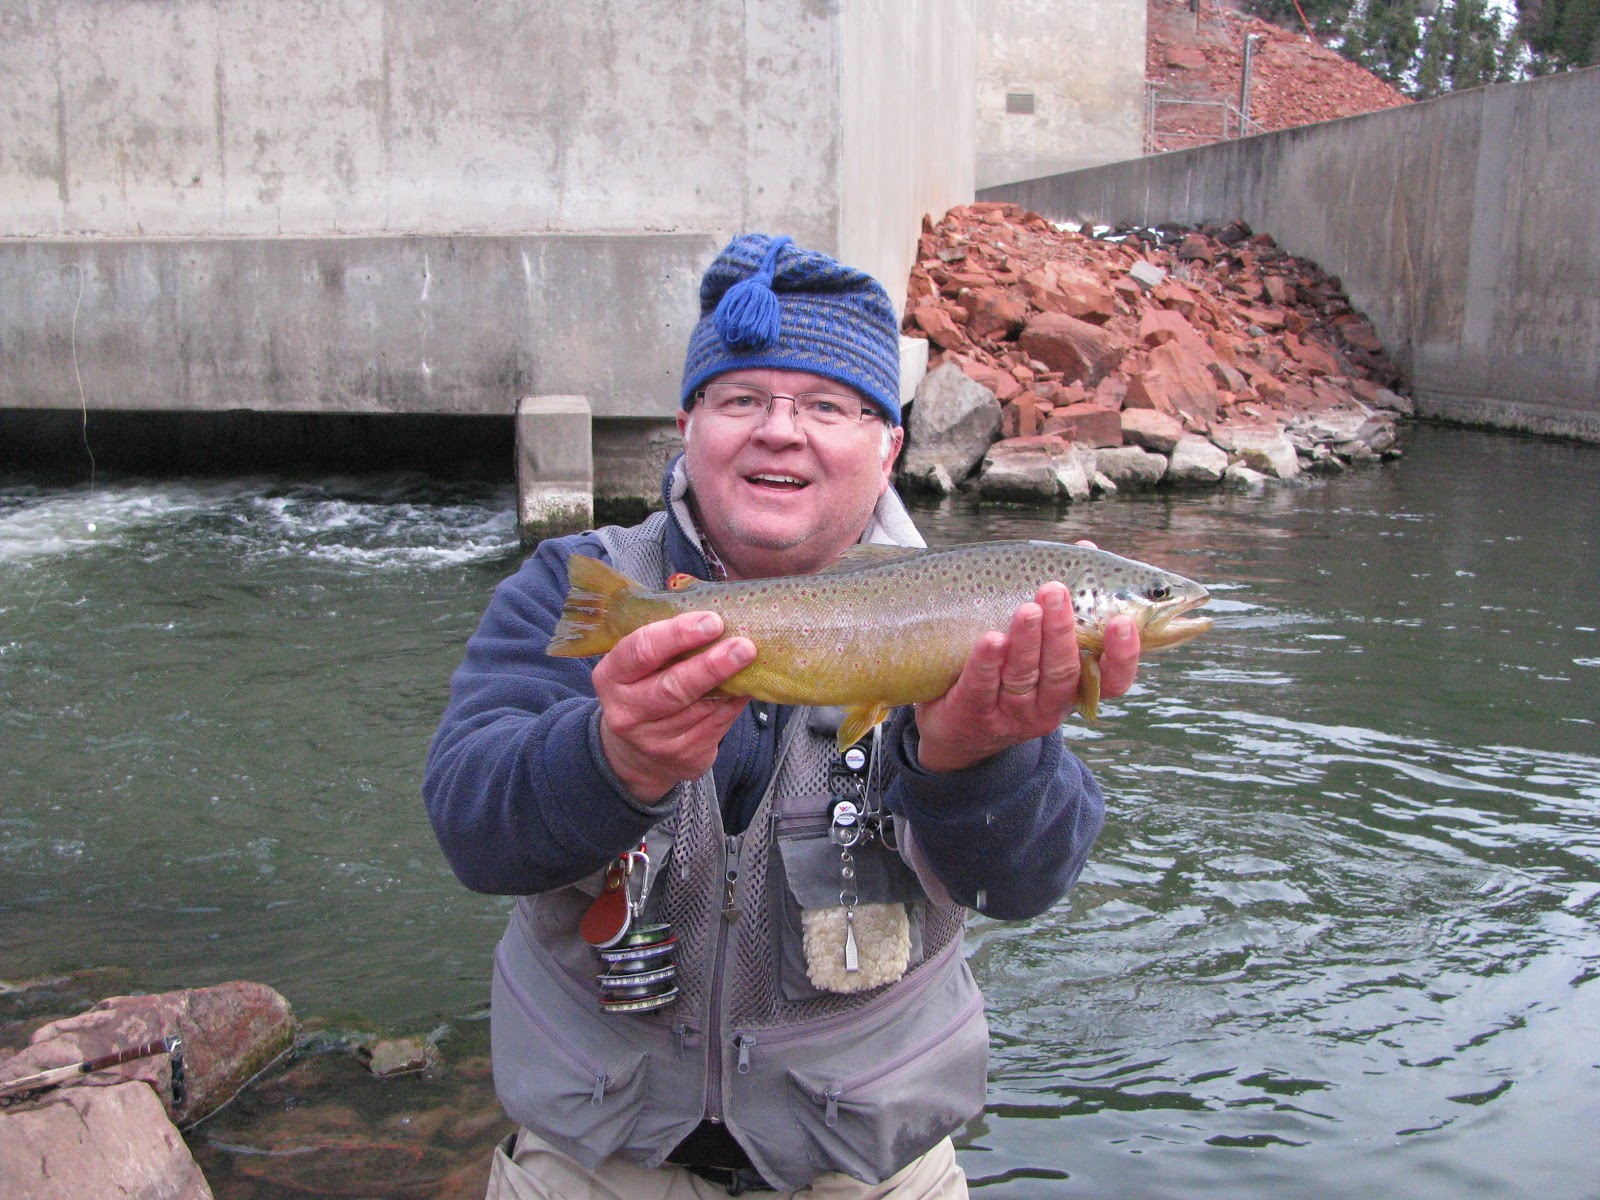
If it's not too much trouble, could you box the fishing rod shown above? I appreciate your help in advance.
[0,1035,185,1106]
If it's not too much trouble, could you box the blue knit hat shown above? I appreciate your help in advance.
[681,233,902,425]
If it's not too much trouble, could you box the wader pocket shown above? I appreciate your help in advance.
[773,811,927,1000]
[782,967,988,1183]
[490,938,648,1164]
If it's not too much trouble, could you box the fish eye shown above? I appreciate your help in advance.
[1147,583,1172,601]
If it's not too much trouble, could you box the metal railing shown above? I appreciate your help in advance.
[1144,87,1267,154]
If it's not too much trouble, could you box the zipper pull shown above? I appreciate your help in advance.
[674,1023,690,1061]
[735,1034,754,1075]
[721,834,743,923]
[591,1071,607,1106]
[824,1087,840,1127]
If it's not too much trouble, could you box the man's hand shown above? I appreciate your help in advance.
[593,612,753,804]
[913,582,1141,775]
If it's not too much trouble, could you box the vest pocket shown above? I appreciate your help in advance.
[773,814,928,1001]
[490,942,649,1163]
[781,978,988,1182]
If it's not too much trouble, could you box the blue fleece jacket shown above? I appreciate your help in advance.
[423,478,1106,922]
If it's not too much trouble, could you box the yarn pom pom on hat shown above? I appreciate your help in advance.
[681,232,903,425]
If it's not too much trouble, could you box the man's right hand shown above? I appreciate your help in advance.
[593,612,754,804]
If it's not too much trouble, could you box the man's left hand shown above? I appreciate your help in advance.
[913,581,1141,774]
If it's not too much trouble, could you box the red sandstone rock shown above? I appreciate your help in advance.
[1286,333,1342,376]
[1240,306,1286,332]
[1018,312,1125,387]
[911,305,970,352]
[1337,317,1383,353]
[1139,307,1199,348]
[8,981,296,1127]
[1123,340,1221,427]
[0,1082,213,1200]
[1120,408,1185,454]
[1023,265,1117,324]
[964,287,1029,341]
[1165,44,1208,70]
[1092,374,1129,409]
[1043,403,1124,447]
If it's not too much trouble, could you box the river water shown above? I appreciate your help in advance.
[2,425,1597,1199]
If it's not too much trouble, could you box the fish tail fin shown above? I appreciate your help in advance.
[547,554,639,658]
[1075,650,1102,721]
[837,701,892,753]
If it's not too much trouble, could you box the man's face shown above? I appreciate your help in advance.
[676,367,904,580]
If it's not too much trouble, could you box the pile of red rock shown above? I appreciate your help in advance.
[897,201,1410,503]
[1146,0,1411,152]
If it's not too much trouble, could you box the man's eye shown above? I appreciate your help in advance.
[723,392,763,409]
[800,395,856,420]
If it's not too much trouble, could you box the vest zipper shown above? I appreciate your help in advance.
[704,831,742,1123]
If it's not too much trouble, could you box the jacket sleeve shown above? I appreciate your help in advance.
[422,536,673,895]
[881,711,1105,921]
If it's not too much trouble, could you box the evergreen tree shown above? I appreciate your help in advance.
[1240,0,1591,92]
[1414,0,1513,97]
[1516,0,1600,70]
[1343,0,1426,86]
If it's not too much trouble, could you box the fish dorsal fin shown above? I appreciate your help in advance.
[815,544,928,575]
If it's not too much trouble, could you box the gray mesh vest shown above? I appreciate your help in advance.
[489,512,989,1191]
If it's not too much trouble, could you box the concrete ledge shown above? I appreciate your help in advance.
[1414,392,1600,444]
[0,232,720,419]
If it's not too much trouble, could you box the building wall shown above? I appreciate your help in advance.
[981,67,1600,442]
[974,0,1146,190]
[0,0,975,427]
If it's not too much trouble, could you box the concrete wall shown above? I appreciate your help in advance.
[975,0,1145,190]
[0,1,975,433]
[981,67,1600,442]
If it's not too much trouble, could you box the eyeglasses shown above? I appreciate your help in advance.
[693,382,885,429]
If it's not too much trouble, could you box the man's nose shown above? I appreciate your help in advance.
[751,396,806,443]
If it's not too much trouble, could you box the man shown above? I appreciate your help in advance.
[424,233,1142,1198]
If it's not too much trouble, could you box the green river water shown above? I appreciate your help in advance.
[2,424,1597,1198]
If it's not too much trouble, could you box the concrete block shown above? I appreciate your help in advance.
[898,335,929,416]
[517,395,593,546]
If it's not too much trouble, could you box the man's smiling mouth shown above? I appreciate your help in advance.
[746,474,809,491]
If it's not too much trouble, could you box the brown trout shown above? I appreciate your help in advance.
[547,539,1213,750]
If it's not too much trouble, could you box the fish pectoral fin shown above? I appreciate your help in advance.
[665,572,699,591]
[815,544,928,574]
[1075,651,1102,721]
[836,701,892,752]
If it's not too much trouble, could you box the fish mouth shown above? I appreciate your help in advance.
[1142,593,1214,649]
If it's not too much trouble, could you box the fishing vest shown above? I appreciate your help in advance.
[489,512,989,1191]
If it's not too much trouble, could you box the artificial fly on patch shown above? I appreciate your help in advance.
[546,539,1214,751]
